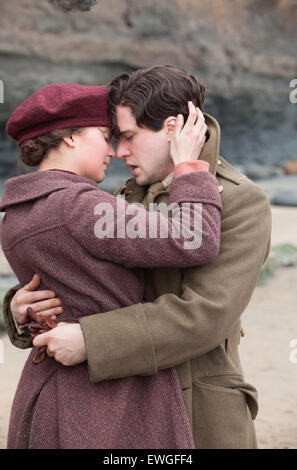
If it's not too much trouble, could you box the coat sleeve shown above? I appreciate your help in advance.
[79,180,271,383]
[1,171,222,350]
[2,284,33,349]
[63,171,222,269]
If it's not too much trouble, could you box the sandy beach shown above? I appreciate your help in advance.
[0,205,297,449]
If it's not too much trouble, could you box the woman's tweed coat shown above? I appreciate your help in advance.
[0,169,222,449]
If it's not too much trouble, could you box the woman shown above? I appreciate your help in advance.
[0,83,222,449]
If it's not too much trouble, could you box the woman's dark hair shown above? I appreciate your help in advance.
[19,127,84,167]
[108,65,206,139]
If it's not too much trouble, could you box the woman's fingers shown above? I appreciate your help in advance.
[183,101,198,131]
[193,107,205,133]
[174,114,184,136]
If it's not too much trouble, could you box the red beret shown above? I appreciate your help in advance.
[6,83,110,145]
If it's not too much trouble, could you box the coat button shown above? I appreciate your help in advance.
[240,327,245,337]
[218,159,222,165]
[218,185,224,193]
[119,185,126,194]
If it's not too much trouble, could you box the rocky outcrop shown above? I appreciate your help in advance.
[0,0,297,176]
[283,160,297,174]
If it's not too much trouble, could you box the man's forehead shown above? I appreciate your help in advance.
[116,105,137,132]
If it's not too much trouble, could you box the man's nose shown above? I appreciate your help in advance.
[116,141,130,160]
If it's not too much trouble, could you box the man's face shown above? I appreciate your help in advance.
[115,105,175,186]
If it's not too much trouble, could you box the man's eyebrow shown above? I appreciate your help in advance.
[119,129,135,136]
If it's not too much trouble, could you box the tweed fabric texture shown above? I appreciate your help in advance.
[0,170,221,449]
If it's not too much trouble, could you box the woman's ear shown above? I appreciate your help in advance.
[163,116,177,141]
[62,135,75,148]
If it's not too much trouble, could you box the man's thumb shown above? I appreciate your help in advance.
[33,331,50,348]
[24,274,40,291]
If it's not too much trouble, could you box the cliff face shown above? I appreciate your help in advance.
[0,0,296,175]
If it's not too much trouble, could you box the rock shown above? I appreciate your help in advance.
[0,0,297,177]
[258,243,297,285]
[270,244,297,268]
[244,164,283,181]
[258,255,278,286]
[257,175,297,206]
[283,160,297,175]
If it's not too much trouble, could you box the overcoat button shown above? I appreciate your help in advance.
[240,327,245,337]
[218,185,224,193]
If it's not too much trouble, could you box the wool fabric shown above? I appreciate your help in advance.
[6,84,110,145]
[0,169,222,449]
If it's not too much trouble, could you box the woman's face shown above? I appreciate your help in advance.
[75,126,115,182]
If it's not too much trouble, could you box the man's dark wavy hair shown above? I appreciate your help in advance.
[108,65,206,140]
[48,0,97,11]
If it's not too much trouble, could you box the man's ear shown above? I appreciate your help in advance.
[62,134,76,148]
[163,116,177,141]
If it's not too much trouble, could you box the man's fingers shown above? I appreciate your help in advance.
[23,274,41,291]
[24,298,62,315]
[33,306,63,318]
[33,331,51,348]
[20,290,57,305]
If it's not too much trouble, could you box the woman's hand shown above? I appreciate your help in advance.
[11,274,63,325]
[170,101,208,166]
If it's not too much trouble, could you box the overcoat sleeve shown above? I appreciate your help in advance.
[2,283,33,349]
[79,180,271,383]
[2,170,222,348]
[63,171,222,269]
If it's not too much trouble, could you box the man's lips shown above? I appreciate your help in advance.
[126,163,140,175]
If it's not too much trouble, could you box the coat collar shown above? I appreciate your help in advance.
[0,170,97,212]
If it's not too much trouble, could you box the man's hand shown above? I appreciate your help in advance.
[11,274,63,325]
[170,101,207,166]
[33,322,87,366]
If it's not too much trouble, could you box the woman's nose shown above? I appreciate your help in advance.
[108,143,116,158]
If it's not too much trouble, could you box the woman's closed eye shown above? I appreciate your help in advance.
[98,128,111,143]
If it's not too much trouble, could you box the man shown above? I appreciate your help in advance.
[3,65,271,449]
